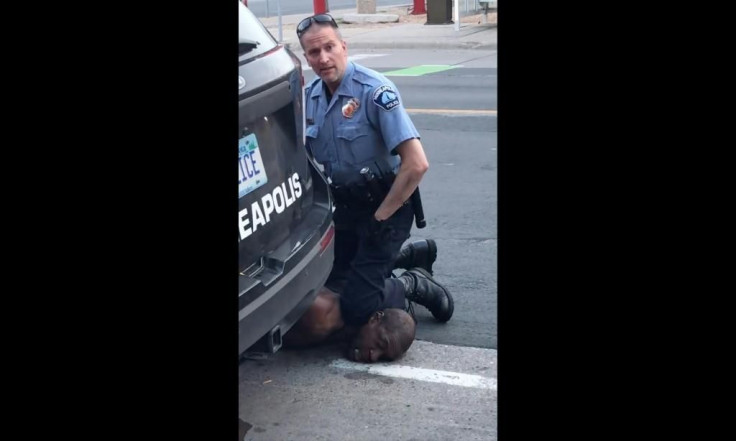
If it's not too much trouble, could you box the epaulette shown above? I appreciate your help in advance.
[351,65,384,88]
[305,76,321,97]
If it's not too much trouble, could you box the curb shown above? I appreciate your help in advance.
[284,40,496,51]
[346,38,496,50]
[341,13,401,24]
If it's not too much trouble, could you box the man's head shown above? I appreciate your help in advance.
[348,309,416,363]
[297,14,348,93]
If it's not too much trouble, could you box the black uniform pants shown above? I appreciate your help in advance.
[325,202,414,326]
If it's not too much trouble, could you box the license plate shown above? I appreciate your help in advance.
[238,133,268,198]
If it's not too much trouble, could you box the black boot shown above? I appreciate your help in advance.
[398,267,454,322]
[393,239,437,275]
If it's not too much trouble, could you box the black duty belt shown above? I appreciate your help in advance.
[329,183,410,211]
[333,168,425,228]
[329,183,376,210]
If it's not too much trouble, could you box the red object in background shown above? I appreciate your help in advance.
[313,0,329,15]
[242,0,248,6]
[411,0,426,14]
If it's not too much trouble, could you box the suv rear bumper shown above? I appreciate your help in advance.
[238,221,334,354]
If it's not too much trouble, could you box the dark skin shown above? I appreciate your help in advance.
[350,310,409,362]
[283,288,347,347]
[284,288,413,363]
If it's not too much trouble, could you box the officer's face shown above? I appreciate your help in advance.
[301,25,348,92]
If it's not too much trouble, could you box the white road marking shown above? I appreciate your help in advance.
[349,53,389,61]
[330,359,497,390]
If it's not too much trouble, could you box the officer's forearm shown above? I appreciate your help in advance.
[374,139,428,221]
[374,168,423,220]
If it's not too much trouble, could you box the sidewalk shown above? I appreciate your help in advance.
[258,5,497,51]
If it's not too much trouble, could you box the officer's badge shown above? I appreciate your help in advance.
[342,97,360,118]
[372,85,400,111]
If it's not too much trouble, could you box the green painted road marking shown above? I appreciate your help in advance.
[382,65,458,77]
[405,109,497,116]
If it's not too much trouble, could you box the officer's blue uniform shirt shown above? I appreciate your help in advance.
[304,62,420,186]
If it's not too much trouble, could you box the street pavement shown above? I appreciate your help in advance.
[256,5,497,50]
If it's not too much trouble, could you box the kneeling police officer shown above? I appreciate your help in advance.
[296,13,454,339]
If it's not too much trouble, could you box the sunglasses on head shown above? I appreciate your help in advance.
[296,14,338,38]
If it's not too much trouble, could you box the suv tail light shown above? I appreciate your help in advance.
[320,224,335,255]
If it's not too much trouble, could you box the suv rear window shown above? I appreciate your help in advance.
[239,3,278,59]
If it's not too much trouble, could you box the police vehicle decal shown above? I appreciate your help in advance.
[238,172,303,241]
[372,85,400,112]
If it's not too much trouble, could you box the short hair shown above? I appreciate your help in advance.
[380,309,416,360]
[298,22,343,50]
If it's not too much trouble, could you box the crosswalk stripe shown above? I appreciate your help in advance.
[331,359,497,390]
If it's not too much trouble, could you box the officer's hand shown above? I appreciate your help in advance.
[368,216,392,243]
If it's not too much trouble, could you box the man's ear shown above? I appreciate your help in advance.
[368,310,384,324]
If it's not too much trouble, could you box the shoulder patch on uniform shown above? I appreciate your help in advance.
[372,85,400,111]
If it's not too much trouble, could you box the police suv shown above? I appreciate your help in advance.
[239,2,334,354]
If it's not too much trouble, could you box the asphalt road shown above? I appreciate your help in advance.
[240,340,497,440]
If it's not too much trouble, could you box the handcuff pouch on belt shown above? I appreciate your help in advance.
[330,169,395,211]
[329,183,375,210]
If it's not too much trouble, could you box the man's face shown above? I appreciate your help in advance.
[301,25,348,91]
[348,312,399,363]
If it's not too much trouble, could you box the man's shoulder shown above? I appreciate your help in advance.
[350,65,403,113]
[351,63,390,89]
[305,76,322,95]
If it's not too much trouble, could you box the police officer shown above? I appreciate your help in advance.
[296,14,454,331]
